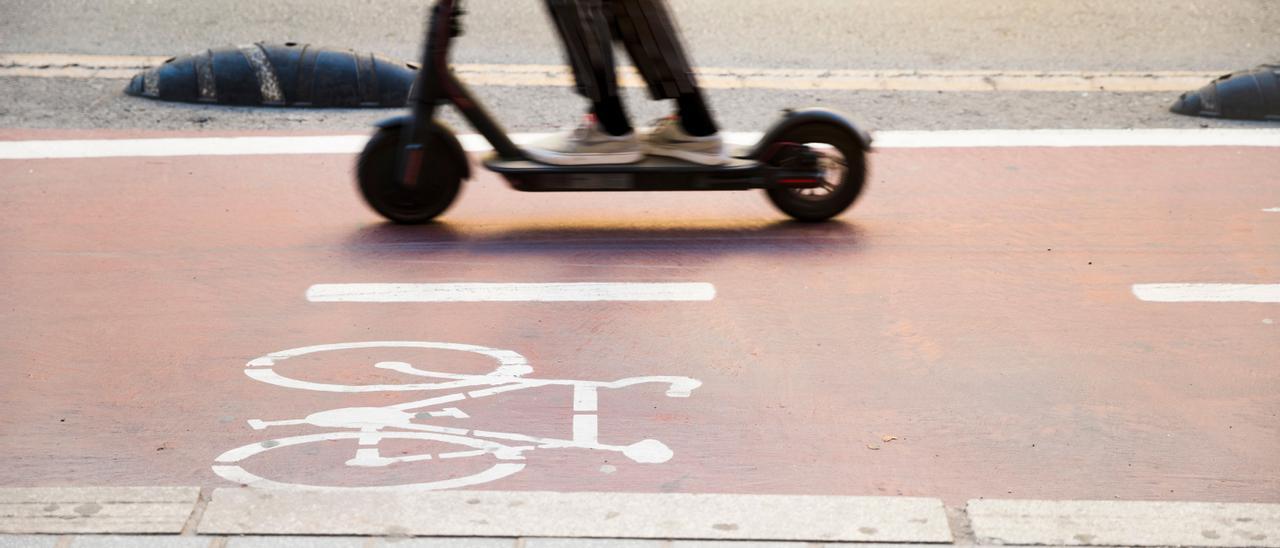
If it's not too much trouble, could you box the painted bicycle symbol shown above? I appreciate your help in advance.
[212,341,701,490]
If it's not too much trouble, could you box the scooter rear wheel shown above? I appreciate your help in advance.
[763,124,867,222]
[357,122,464,224]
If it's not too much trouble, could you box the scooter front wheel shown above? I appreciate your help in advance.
[763,124,867,222]
[357,121,465,224]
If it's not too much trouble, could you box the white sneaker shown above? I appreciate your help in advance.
[523,115,643,166]
[642,116,729,166]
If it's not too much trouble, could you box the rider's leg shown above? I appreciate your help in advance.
[609,0,727,164]
[526,0,643,165]
[609,0,714,133]
[547,0,632,135]
[529,0,724,166]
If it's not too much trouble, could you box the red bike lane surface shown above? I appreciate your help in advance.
[1,135,1277,505]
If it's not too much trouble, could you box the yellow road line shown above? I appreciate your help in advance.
[0,53,1220,92]
[458,64,1219,92]
[0,53,169,79]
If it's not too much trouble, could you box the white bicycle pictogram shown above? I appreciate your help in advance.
[212,341,701,490]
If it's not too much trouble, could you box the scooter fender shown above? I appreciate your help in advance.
[747,108,873,158]
[374,114,415,129]
[374,115,472,180]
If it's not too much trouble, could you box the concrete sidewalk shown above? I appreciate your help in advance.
[2,488,1278,547]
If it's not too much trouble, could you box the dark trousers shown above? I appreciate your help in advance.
[544,0,700,102]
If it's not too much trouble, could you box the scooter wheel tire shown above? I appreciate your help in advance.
[357,122,464,224]
[764,124,867,222]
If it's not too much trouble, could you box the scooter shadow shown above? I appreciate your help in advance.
[342,219,866,260]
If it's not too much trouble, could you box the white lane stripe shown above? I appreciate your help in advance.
[873,129,1280,148]
[306,283,717,303]
[0,135,369,159]
[572,415,598,444]
[1264,207,1280,212]
[1133,284,1280,303]
[4,129,1280,160]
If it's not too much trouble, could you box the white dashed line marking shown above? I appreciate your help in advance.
[1133,283,1280,303]
[306,283,717,303]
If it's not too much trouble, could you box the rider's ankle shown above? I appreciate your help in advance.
[592,96,634,137]
[676,93,718,137]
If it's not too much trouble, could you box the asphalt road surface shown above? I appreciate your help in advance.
[1,0,1278,131]
[4,0,1277,70]
[1,0,1278,507]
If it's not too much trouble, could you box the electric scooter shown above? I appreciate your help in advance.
[357,0,871,223]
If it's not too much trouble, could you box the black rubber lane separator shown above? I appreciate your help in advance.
[1171,64,1280,121]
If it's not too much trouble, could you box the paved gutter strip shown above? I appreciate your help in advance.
[665,541,808,548]
[0,536,61,547]
[0,53,1220,92]
[4,489,1279,546]
[0,487,201,534]
[944,506,977,545]
[4,540,1017,548]
[220,538,514,547]
[196,489,953,542]
[64,536,214,547]
[0,540,1070,548]
[967,499,1280,547]
[0,539,1072,548]
[179,488,213,536]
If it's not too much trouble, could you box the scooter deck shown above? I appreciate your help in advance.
[483,154,771,192]
[485,155,759,173]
